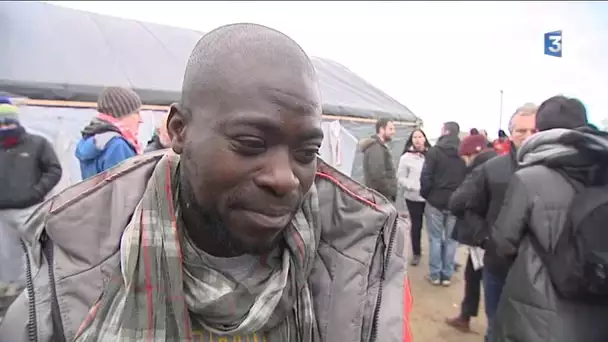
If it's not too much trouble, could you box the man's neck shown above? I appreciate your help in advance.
[376,134,386,143]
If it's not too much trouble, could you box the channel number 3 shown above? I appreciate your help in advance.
[548,34,562,53]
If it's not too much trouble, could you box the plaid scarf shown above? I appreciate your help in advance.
[74,153,319,341]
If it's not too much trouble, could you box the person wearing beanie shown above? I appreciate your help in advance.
[0,24,413,342]
[489,96,608,342]
[441,102,537,340]
[144,110,171,153]
[0,98,62,314]
[75,86,143,180]
[445,133,497,333]
[535,95,588,132]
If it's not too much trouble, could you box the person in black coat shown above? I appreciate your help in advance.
[420,121,467,286]
[0,98,62,314]
[443,103,537,340]
[445,134,497,332]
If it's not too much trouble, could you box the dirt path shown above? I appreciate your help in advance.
[408,235,487,342]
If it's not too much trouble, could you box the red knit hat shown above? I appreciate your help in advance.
[459,134,488,156]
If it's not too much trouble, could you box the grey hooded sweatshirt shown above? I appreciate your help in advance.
[492,127,608,342]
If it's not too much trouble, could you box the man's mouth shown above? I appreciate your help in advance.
[238,209,294,230]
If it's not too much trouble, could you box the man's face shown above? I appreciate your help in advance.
[120,111,143,134]
[170,69,323,255]
[380,121,396,142]
[510,114,537,148]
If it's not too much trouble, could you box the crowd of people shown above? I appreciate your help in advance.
[1,22,608,342]
[363,97,608,342]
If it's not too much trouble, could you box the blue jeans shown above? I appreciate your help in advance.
[425,204,457,281]
[483,269,506,342]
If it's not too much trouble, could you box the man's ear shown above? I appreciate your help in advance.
[167,103,187,154]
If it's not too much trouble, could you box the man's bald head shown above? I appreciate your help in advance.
[170,24,324,257]
[180,23,318,114]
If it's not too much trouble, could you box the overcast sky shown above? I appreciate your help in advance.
[52,1,608,137]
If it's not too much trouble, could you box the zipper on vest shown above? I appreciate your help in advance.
[369,217,398,342]
[41,232,67,342]
[22,240,38,342]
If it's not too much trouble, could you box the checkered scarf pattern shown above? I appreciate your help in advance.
[74,152,319,341]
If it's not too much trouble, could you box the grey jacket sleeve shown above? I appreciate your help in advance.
[492,173,532,258]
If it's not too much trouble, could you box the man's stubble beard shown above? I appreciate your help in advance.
[178,166,285,257]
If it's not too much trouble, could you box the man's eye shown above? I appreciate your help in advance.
[295,147,319,164]
[234,137,266,155]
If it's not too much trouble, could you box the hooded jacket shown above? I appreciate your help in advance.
[75,118,137,180]
[0,151,412,342]
[420,134,466,210]
[491,127,608,342]
[360,135,398,201]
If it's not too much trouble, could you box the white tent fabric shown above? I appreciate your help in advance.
[319,121,358,177]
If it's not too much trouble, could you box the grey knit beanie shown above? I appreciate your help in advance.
[97,87,142,118]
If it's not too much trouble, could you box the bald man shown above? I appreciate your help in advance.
[0,24,411,342]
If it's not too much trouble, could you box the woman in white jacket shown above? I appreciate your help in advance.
[397,129,431,266]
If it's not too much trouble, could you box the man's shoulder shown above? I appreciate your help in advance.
[316,159,395,212]
[48,151,163,215]
[22,132,51,147]
[424,145,439,159]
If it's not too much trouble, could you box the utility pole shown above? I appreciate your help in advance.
[499,89,504,130]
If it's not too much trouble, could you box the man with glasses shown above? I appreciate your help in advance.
[439,104,537,341]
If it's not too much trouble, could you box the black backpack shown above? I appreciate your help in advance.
[532,173,608,303]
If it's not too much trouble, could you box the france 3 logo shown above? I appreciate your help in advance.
[544,30,562,58]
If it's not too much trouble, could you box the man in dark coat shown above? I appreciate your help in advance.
[492,96,608,342]
[359,118,397,201]
[439,104,536,340]
[420,121,466,286]
[0,97,62,317]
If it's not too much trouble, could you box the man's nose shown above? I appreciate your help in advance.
[256,149,300,197]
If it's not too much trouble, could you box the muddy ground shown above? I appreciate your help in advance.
[408,235,487,342]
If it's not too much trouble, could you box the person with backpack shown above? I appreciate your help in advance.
[491,95,608,342]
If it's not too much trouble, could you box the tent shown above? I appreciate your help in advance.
[0,1,421,190]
